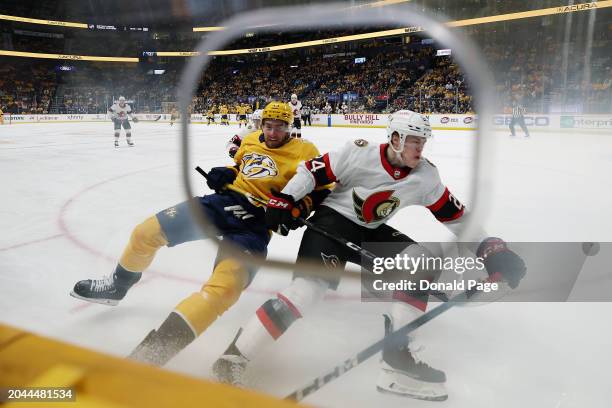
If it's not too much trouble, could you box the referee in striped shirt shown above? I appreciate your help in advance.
[510,99,530,137]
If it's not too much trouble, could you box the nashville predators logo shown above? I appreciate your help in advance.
[241,153,278,179]
[353,190,400,223]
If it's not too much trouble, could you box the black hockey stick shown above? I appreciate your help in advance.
[284,273,501,402]
[195,166,449,302]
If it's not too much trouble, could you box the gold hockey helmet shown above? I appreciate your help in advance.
[262,101,293,125]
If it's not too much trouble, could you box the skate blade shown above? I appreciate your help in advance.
[377,368,447,401]
[377,385,448,401]
[69,290,119,306]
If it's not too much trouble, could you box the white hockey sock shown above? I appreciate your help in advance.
[390,301,423,336]
[234,313,276,361]
[235,278,328,361]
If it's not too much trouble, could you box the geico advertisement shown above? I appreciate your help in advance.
[493,115,550,127]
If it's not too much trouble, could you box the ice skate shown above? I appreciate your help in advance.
[377,315,448,401]
[212,354,248,387]
[70,275,126,306]
[213,329,248,386]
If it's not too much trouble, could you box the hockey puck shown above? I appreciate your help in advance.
[582,242,600,256]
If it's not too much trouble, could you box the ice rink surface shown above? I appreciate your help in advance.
[1,121,611,407]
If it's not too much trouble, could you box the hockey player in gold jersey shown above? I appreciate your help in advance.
[206,106,215,125]
[236,104,248,128]
[219,104,229,125]
[69,101,332,365]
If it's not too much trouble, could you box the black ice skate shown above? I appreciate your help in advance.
[377,315,448,401]
[70,275,126,306]
[212,329,248,386]
[70,267,141,306]
[127,139,134,147]
[114,140,119,148]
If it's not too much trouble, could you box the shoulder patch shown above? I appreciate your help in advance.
[354,139,368,147]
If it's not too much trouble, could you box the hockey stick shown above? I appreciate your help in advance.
[195,166,449,302]
[284,272,501,402]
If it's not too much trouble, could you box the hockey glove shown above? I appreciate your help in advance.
[265,191,310,236]
[228,146,239,158]
[132,116,139,122]
[477,237,526,289]
[206,167,237,193]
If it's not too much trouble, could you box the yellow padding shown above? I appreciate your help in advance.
[27,363,85,387]
[119,216,168,272]
[0,324,298,408]
[175,259,248,335]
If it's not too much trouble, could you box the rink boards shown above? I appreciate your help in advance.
[3,112,610,132]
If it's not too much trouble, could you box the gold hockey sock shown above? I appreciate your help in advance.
[119,216,168,272]
[174,258,248,335]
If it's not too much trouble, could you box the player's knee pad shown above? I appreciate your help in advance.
[120,216,168,272]
[175,258,248,335]
[256,278,328,339]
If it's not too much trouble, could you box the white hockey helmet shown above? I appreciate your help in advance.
[118,96,126,103]
[251,109,263,121]
[386,110,431,153]
[291,93,298,101]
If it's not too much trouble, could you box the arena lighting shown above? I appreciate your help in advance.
[192,0,413,31]
[0,50,138,62]
[1,1,608,33]
[0,14,87,28]
[2,1,609,62]
[186,1,612,56]
[192,26,227,32]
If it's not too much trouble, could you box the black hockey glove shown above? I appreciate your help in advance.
[131,116,139,122]
[228,146,239,158]
[206,167,237,193]
[477,237,526,289]
[265,191,310,236]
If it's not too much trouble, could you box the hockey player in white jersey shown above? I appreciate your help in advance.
[288,93,302,138]
[108,96,138,147]
[226,109,262,158]
[213,110,526,401]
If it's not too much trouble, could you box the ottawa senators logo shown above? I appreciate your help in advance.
[353,189,400,223]
[241,153,278,179]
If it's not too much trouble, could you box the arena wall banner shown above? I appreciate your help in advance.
[5,113,171,124]
[5,113,611,132]
[493,114,612,132]
[310,113,478,130]
[558,115,612,130]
